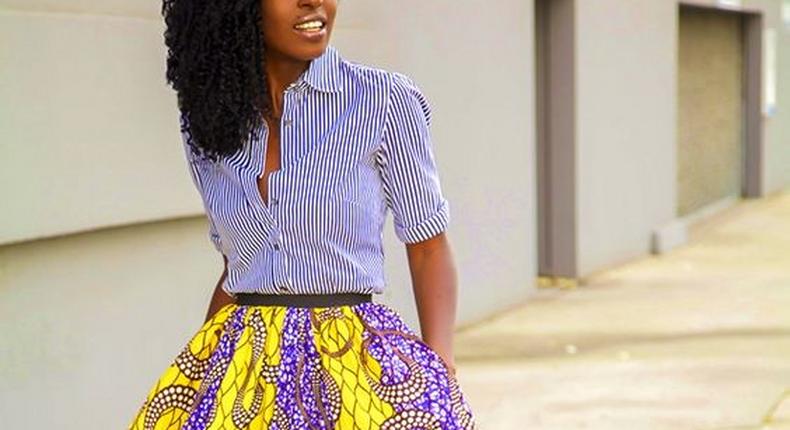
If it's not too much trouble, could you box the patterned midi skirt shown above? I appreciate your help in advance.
[127,299,477,429]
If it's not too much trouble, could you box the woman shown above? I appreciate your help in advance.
[128,0,476,428]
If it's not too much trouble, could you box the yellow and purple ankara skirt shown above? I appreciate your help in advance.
[127,295,476,430]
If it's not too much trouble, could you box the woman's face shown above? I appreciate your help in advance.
[260,0,337,61]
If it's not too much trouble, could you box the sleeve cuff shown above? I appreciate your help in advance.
[394,198,450,244]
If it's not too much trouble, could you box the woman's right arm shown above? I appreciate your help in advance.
[204,255,235,323]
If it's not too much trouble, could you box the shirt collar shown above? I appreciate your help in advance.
[296,44,343,94]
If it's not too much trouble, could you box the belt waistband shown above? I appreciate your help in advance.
[235,292,373,308]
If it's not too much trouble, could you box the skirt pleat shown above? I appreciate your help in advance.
[128,301,476,430]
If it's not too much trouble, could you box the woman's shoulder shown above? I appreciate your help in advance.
[348,63,431,125]
[342,61,430,125]
[339,57,423,98]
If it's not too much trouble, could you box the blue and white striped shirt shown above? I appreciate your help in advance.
[181,44,450,297]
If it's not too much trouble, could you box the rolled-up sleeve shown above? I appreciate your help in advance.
[377,71,450,244]
[181,124,224,254]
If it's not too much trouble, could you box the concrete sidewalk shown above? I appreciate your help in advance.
[453,191,790,430]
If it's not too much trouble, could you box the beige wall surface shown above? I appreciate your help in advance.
[0,1,537,428]
[0,0,157,18]
[575,0,679,276]
[0,8,195,245]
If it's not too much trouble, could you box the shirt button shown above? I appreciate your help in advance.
[270,197,279,205]
[273,243,280,250]
[283,118,293,127]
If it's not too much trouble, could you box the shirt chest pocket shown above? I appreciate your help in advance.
[288,154,383,240]
[332,151,384,214]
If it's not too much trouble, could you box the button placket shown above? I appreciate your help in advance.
[267,84,299,211]
[262,84,298,219]
[246,89,293,225]
[267,80,303,294]
[282,80,307,129]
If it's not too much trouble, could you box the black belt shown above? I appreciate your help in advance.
[235,292,373,308]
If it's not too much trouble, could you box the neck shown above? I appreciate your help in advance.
[264,48,309,111]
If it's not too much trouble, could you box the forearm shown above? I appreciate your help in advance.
[407,233,459,374]
[204,256,234,323]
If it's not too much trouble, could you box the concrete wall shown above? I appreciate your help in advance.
[0,1,537,428]
[0,3,189,244]
[574,0,678,275]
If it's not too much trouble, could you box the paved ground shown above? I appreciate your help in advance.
[452,190,790,430]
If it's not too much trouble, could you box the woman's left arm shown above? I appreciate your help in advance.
[406,231,458,376]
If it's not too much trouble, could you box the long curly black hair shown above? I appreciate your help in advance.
[162,0,272,163]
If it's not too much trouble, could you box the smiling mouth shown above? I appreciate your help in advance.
[293,20,326,32]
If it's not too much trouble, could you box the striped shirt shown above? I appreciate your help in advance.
[180,44,450,297]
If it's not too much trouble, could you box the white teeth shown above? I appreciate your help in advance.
[294,20,323,31]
